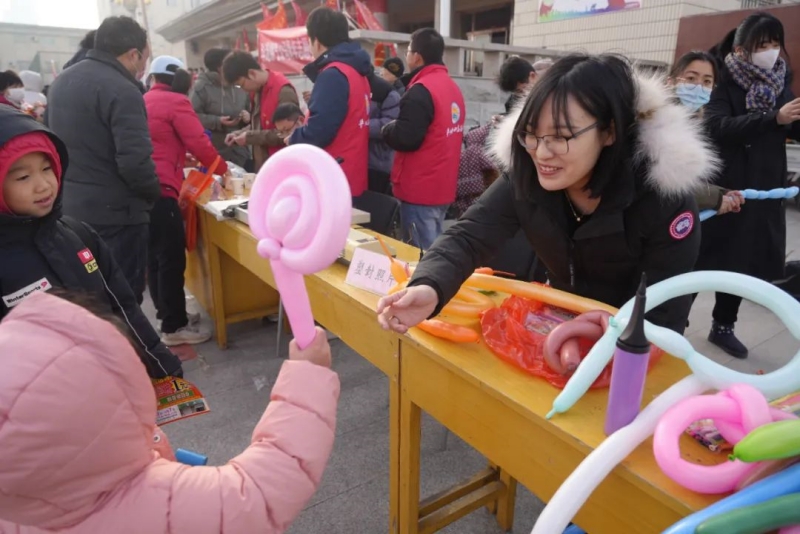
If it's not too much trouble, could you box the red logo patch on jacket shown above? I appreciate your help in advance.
[669,212,694,240]
[78,248,99,273]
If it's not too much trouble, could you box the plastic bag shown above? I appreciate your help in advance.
[180,157,220,251]
[480,295,662,389]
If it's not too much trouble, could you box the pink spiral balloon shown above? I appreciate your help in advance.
[249,144,352,273]
[653,384,796,494]
[248,145,352,348]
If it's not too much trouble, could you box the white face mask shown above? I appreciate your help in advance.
[751,49,780,71]
[6,87,25,104]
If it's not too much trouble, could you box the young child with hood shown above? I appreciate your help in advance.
[0,105,182,378]
[0,291,339,533]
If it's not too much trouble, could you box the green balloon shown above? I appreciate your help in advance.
[730,419,800,463]
[696,493,800,534]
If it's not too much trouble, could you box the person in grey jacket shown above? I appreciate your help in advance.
[46,16,157,304]
[190,48,251,168]
[368,73,400,194]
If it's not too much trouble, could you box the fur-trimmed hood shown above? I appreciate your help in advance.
[488,72,721,198]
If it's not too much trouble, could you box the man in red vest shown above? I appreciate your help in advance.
[382,28,465,250]
[221,51,299,171]
[287,7,371,197]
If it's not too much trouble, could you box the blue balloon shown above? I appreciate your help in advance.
[661,462,800,534]
[547,271,800,420]
[699,187,799,222]
[175,448,208,466]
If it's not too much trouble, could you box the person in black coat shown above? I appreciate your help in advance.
[697,12,800,359]
[0,106,182,378]
[498,56,536,114]
[377,54,721,335]
[46,16,157,304]
[63,29,96,70]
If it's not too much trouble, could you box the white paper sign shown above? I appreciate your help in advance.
[345,248,407,296]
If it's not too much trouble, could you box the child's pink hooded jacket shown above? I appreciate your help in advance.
[0,293,340,533]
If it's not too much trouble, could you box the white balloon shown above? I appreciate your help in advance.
[548,271,800,419]
[531,376,707,534]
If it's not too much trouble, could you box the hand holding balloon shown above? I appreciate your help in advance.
[248,145,352,349]
[699,187,799,221]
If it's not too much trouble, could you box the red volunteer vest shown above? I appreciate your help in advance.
[320,61,369,197]
[258,70,295,157]
[391,65,465,205]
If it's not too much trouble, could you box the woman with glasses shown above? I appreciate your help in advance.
[377,53,720,335]
[695,12,800,359]
[668,51,746,217]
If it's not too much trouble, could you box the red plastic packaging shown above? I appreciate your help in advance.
[480,295,662,389]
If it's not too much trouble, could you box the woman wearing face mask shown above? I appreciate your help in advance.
[0,71,25,109]
[668,51,745,216]
[696,12,800,360]
[377,54,720,335]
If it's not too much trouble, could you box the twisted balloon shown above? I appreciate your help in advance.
[699,187,799,222]
[547,270,800,420]
[653,384,795,494]
[248,145,352,348]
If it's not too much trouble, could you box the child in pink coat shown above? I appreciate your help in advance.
[0,292,340,533]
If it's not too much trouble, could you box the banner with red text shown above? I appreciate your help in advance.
[258,26,313,74]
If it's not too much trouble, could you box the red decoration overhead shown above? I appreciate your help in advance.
[291,1,307,26]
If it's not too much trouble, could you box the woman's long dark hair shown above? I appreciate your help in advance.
[510,53,638,200]
[669,50,718,83]
[152,68,193,96]
[710,12,788,64]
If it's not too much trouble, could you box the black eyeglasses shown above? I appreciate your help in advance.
[516,122,599,155]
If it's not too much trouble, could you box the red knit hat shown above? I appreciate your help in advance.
[0,132,62,215]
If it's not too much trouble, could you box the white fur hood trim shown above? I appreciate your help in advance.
[488,72,721,197]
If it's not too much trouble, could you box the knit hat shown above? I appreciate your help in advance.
[383,57,405,78]
[0,131,62,215]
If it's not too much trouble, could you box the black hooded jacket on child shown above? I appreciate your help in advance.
[0,106,182,378]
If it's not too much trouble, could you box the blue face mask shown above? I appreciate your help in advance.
[676,83,712,112]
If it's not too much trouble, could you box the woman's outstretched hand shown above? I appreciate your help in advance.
[377,285,439,334]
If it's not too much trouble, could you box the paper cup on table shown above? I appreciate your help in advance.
[231,177,245,196]
[243,173,256,191]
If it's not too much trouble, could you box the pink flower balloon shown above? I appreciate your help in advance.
[248,145,352,348]
[653,383,796,494]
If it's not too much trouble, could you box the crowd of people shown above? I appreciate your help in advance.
[0,5,799,533]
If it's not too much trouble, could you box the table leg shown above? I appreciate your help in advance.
[496,469,517,531]
[399,389,422,534]
[207,242,228,349]
[389,375,401,534]
[485,462,498,515]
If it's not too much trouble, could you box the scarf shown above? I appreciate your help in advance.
[724,52,786,112]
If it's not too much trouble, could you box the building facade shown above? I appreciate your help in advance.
[147,0,799,70]
[0,23,90,85]
[96,0,217,62]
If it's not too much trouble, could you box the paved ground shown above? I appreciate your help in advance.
[152,208,800,534]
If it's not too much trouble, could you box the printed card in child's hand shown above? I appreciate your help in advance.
[345,248,407,296]
[152,376,210,426]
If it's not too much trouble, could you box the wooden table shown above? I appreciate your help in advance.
[398,328,723,534]
[186,206,420,533]
[186,207,723,534]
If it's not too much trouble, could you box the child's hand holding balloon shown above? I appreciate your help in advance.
[289,327,332,368]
